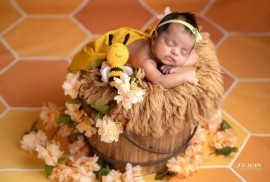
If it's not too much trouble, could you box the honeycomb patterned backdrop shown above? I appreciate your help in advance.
[0,0,269,181]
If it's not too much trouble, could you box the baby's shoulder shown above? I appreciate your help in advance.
[137,56,157,69]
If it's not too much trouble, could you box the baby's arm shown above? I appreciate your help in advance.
[142,60,198,89]
[182,49,198,67]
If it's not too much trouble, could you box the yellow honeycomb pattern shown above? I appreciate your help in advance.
[0,0,269,181]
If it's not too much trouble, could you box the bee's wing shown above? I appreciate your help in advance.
[101,67,111,83]
[123,66,133,76]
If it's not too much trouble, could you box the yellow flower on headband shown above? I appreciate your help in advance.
[190,27,203,43]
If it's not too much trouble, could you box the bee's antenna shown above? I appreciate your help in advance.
[123,33,130,45]
[109,34,114,46]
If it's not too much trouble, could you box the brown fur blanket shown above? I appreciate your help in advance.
[79,33,223,137]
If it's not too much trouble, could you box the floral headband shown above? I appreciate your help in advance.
[157,19,203,43]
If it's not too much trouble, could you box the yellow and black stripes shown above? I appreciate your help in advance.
[108,67,124,87]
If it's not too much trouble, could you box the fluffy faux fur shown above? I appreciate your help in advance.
[79,33,224,137]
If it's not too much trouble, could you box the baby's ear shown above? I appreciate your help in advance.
[151,31,157,42]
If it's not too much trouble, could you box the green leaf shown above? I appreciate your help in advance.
[95,113,104,120]
[130,75,136,84]
[92,59,102,69]
[67,98,81,104]
[30,122,38,132]
[96,158,113,169]
[57,115,71,125]
[89,103,109,114]
[97,159,104,167]
[97,158,107,168]
[216,147,238,157]
[58,157,67,164]
[97,168,111,181]
[67,121,76,128]
[220,120,232,131]
[44,165,54,177]
[155,171,170,180]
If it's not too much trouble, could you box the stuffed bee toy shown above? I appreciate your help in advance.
[101,33,133,87]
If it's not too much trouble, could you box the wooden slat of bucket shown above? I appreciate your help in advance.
[87,123,191,173]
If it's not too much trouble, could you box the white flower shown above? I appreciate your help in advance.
[167,143,207,178]
[167,156,185,173]
[72,172,96,182]
[210,129,237,149]
[96,115,123,143]
[40,102,62,130]
[57,125,73,137]
[114,73,131,93]
[50,164,97,182]
[102,170,122,182]
[76,119,97,138]
[185,144,207,166]
[114,73,145,110]
[206,109,223,133]
[156,7,171,20]
[36,141,64,166]
[130,85,144,103]
[65,102,81,122]
[189,125,208,144]
[69,136,89,158]
[70,155,100,173]
[65,102,97,137]
[62,72,81,99]
[20,130,47,153]
[176,160,198,178]
[50,164,75,182]
[123,163,144,182]
[167,156,197,178]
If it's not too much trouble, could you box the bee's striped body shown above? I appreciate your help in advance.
[108,67,124,87]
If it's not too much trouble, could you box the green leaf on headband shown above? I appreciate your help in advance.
[216,147,238,157]
[44,165,54,177]
[220,120,232,131]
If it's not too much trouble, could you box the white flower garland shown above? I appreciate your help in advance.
[21,70,237,181]
[96,115,123,143]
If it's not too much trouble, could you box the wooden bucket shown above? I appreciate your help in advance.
[84,121,196,173]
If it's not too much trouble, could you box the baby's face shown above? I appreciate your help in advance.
[152,23,196,67]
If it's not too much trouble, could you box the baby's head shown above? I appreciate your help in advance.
[155,12,200,42]
[151,12,201,67]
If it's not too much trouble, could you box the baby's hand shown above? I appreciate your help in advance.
[184,71,199,86]
[160,65,178,74]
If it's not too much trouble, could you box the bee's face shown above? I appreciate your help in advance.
[107,43,129,67]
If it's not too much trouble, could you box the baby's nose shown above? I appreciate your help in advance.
[171,49,177,56]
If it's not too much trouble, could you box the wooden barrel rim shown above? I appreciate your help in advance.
[84,125,197,166]
[122,125,197,154]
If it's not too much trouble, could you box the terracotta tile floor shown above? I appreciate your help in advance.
[0,0,269,181]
